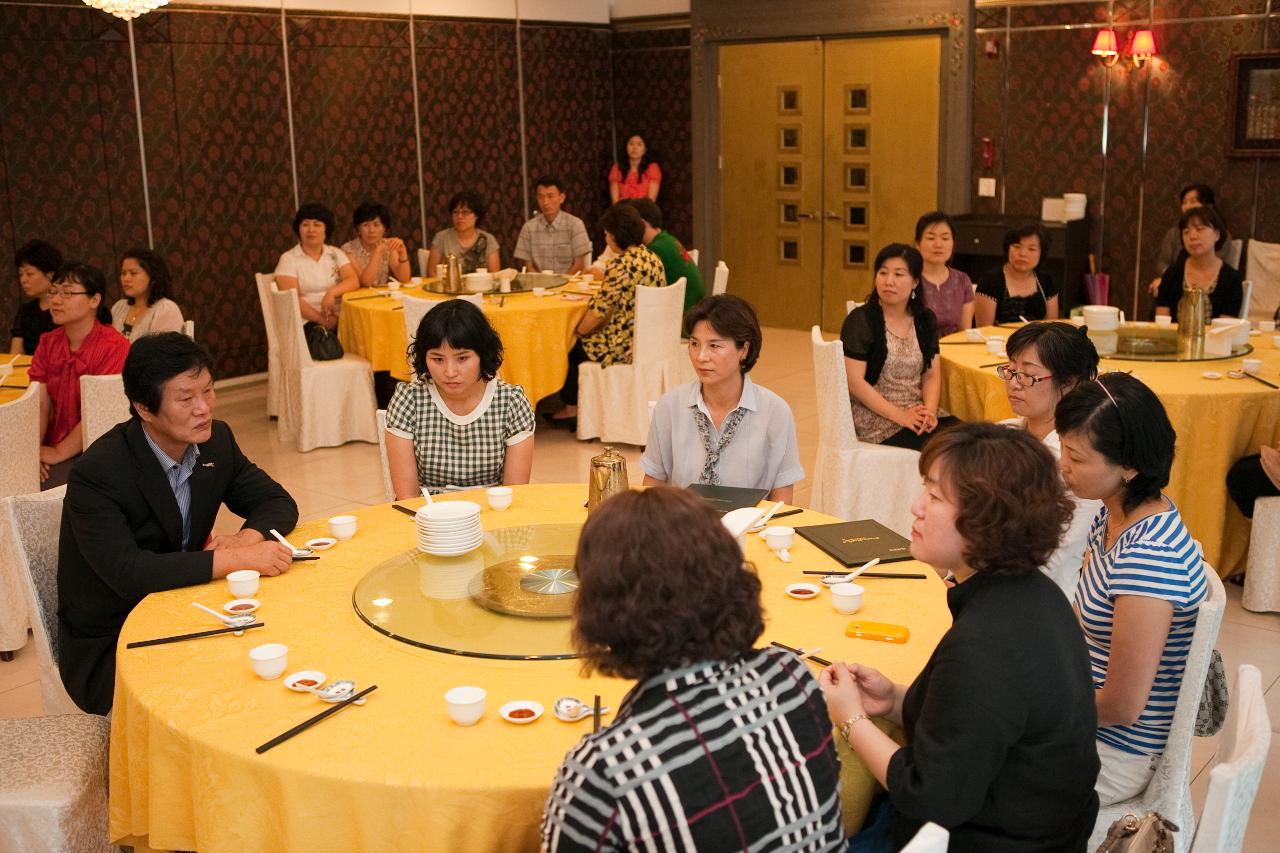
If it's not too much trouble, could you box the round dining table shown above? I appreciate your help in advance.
[109,484,952,853]
[0,357,30,405]
[337,281,591,406]
[939,325,1280,576]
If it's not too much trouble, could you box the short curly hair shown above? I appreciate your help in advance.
[292,202,335,240]
[408,298,504,382]
[918,422,1072,576]
[599,204,646,251]
[572,486,764,680]
[15,239,62,275]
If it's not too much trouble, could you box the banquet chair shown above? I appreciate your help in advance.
[1190,664,1271,853]
[79,374,130,448]
[376,409,395,503]
[181,319,195,340]
[846,300,862,315]
[1088,565,1226,853]
[900,822,949,852]
[268,285,378,453]
[577,279,687,446]
[712,261,729,296]
[1237,280,1253,321]
[688,248,699,265]
[1224,238,1244,271]
[401,294,484,373]
[808,327,919,537]
[1243,239,1280,324]
[1242,497,1280,613]
[417,247,430,277]
[255,272,283,418]
[0,383,40,501]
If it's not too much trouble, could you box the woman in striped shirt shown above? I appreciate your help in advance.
[1055,373,1207,805]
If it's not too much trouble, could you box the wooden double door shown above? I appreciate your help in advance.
[719,36,941,331]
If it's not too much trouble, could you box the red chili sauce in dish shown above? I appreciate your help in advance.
[790,589,816,598]
[230,603,256,611]
[509,708,536,719]
[294,678,319,688]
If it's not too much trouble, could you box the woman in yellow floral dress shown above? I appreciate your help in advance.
[545,204,667,427]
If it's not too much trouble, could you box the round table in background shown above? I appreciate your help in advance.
[0,358,31,405]
[109,484,952,853]
[337,283,590,406]
[939,325,1280,576]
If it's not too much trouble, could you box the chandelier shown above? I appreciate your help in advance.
[82,0,169,21]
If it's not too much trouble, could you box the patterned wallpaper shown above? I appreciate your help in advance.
[974,2,1280,315]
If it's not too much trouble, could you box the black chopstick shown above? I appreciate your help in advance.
[978,361,1006,369]
[801,570,928,579]
[291,555,319,562]
[592,694,601,733]
[769,641,832,667]
[392,503,418,517]
[127,621,265,648]
[256,684,378,754]
[392,306,403,311]
[0,383,27,389]
[768,507,804,520]
[1242,371,1280,389]
[343,291,384,301]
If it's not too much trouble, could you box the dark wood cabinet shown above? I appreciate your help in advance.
[949,214,1093,311]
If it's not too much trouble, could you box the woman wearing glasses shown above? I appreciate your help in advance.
[997,322,1102,596]
[28,262,130,488]
[426,191,502,276]
[1055,373,1207,805]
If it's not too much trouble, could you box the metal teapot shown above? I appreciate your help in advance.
[587,447,629,514]
[1176,285,1209,357]
[445,253,463,294]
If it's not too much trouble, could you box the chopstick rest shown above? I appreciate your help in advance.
[127,622,265,648]
[256,684,379,754]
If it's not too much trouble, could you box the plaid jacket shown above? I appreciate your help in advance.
[542,647,845,852]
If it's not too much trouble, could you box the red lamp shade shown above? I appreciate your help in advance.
[1091,29,1119,57]
[1129,29,1158,60]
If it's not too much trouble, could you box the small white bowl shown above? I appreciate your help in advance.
[305,537,337,551]
[785,583,821,601]
[227,569,260,598]
[249,643,289,680]
[444,685,486,726]
[963,328,985,343]
[499,699,544,724]
[284,670,327,692]
[328,515,358,540]
[762,525,795,552]
[1259,320,1276,333]
[1242,358,1263,374]
[985,337,1004,355]
[223,598,260,615]
[485,486,513,511]
[1154,315,1173,328]
[830,582,865,615]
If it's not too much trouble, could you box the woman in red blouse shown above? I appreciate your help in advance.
[608,134,661,203]
[29,262,130,488]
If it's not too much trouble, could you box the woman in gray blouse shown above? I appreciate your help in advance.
[425,191,502,275]
[641,295,803,502]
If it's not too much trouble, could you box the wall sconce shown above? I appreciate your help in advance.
[1091,29,1120,66]
[1127,29,1158,68]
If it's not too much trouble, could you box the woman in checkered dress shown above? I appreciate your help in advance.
[384,300,534,496]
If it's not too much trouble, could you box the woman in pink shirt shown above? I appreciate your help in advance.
[608,134,662,203]
[29,262,130,488]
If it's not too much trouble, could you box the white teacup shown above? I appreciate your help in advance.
[444,685,486,726]
[1242,358,1263,374]
[485,486,513,511]
[830,582,864,615]
[762,525,795,552]
[329,515,357,540]
[227,569,260,598]
[387,280,401,292]
[249,643,288,680]
[1154,315,1172,328]
[532,287,547,297]
[963,328,984,343]
[1260,320,1276,333]
[985,337,1004,355]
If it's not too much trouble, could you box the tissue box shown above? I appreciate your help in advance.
[1204,325,1234,356]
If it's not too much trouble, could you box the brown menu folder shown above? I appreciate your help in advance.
[796,520,912,566]
[687,484,770,514]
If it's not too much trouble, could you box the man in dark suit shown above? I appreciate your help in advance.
[59,333,297,714]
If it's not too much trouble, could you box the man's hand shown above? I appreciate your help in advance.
[212,540,292,578]
[205,529,265,552]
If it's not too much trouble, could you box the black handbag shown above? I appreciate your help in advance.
[303,321,343,361]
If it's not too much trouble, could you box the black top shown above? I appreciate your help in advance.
[888,570,1099,852]
[9,298,55,355]
[58,418,298,715]
[976,269,1058,324]
[840,302,939,386]
[1155,257,1244,323]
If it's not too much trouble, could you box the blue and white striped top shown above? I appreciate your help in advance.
[1074,497,1206,757]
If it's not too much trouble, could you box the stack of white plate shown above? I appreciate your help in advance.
[416,501,483,556]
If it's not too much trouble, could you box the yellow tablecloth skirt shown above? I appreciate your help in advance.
[0,359,31,406]
[337,285,589,406]
[109,484,951,852]
[940,326,1280,576]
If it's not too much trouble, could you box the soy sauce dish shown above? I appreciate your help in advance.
[785,583,821,600]
[499,700,544,724]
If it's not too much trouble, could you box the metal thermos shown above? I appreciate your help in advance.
[587,447,629,514]
[1176,285,1209,357]
[445,253,463,294]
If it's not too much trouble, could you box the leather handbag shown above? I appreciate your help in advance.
[303,321,343,361]
[1095,812,1179,853]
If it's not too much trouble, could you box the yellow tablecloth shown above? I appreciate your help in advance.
[940,326,1280,576]
[337,283,590,406]
[109,484,952,853]
[0,358,31,405]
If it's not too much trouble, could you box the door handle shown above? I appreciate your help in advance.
[823,211,841,221]
[797,211,819,220]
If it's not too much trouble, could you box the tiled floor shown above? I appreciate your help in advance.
[3,326,1277,848]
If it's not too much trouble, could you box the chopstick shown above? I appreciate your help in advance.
[769,641,832,667]
[978,361,1006,369]
[127,622,264,648]
[343,291,384,301]
[769,507,804,520]
[392,503,418,517]
[291,555,320,562]
[801,570,928,579]
[592,694,601,734]
[392,306,403,311]
[0,383,27,389]
[1242,372,1280,389]
[256,684,378,754]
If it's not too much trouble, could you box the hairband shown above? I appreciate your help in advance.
[1097,376,1119,408]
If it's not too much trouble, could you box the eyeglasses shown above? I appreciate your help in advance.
[995,364,1053,387]
[48,288,89,299]
[451,209,476,217]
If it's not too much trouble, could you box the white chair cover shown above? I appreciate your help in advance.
[78,374,130,449]
[181,319,195,340]
[417,247,430,278]
[900,821,949,852]
[376,409,395,503]
[1089,565,1227,852]
[1238,280,1253,321]
[808,327,919,537]
[687,248,699,265]
[402,294,484,374]
[1244,239,1280,324]
[0,383,40,501]
[712,261,729,296]
[576,279,687,446]
[0,713,112,853]
[268,285,378,453]
[255,272,282,418]
[1242,496,1280,613]
[846,300,862,315]
[1224,238,1243,271]
[1190,664,1272,853]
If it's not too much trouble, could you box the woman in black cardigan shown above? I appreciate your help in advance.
[820,423,1100,852]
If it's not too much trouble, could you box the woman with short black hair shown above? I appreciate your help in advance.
[819,423,1099,851]
[1154,205,1243,322]
[341,201,410,286]
[9,238,62,355]
[384,299,533,496]
[914,210,974,336]
[1055,373,1207,805]
[642,294,802,502]
[111,248,185,342]
[273,202,359,330]
[426,191,502,275]
[543,486,844,851]
[974,223,1059,325]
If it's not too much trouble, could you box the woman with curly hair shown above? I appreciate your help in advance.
[542,486,844,851]
[819,423,1099,851]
